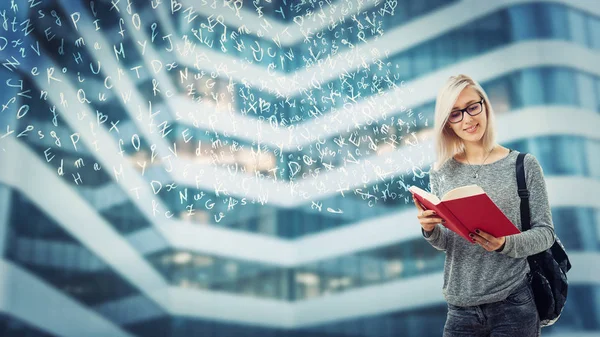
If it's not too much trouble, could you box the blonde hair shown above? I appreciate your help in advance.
[432,74,498,171]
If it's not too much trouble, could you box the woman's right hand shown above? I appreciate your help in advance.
[412,195,445,232]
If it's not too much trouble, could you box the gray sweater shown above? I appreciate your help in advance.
[423,149,555,307]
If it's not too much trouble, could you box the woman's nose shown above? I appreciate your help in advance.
[463,113,475,123]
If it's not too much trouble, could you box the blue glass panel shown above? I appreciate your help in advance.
[589,16,600,49]
[517,68,545,107]
[576,72,597,112]
[568,8,589,46]
[508,5,538,40]
[545,68,577,105]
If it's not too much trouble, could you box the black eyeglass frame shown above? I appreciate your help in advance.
[448,99,485,124]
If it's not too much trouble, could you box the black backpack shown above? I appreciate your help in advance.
[516,152,571,327]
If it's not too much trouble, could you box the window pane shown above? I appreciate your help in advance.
[508,5,537,40]
[433,37,455,69]
[542,4,570,40]
[455,29,478,61]
[545,68,577,105]
[568,9,588,46]
[596,78,600,112]
[589,16,600,49]
[518,68,545,107]
[554,136,587,175]
[596,209,600,244]
[552,208,582,250]
[586,139,600,179]
[576,208,598,251]
[409,0,428,16]
[476,12,509,50]
[412,44,434,76]
[528,136,586,175]
[577,73,597,112]
[484,79,511,114]
[386,2,408,28]
[505,139,528,153]
[393,54,412,81]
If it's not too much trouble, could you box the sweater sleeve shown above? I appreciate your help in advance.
[422,169,449,251]
[498,154,555,258]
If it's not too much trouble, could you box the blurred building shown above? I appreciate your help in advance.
[0,0,599,336]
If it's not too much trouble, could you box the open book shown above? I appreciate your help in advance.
[409,184,520,242]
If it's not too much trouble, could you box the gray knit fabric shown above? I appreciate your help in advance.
[423,149,555,307]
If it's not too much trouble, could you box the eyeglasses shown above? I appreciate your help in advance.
[448,99,484,123]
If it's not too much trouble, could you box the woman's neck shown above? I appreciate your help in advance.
[462,144,496,163]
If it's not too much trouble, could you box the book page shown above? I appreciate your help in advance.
[409,185,441,205]
[441,185,485,201]
[409,186,475,242]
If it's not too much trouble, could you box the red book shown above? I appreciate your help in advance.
[409,184,520,242]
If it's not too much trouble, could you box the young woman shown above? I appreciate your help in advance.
[413,74,555,337]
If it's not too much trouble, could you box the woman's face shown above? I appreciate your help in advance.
[447,86,487,143]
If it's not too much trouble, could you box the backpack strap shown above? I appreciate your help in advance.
[516,152,571,272]
[516,152,531,231]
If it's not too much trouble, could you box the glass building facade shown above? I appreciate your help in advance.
[0,0,598,336]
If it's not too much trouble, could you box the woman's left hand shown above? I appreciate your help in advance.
[469,229,506,252]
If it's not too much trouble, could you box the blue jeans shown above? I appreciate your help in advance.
[443,280,541,337]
